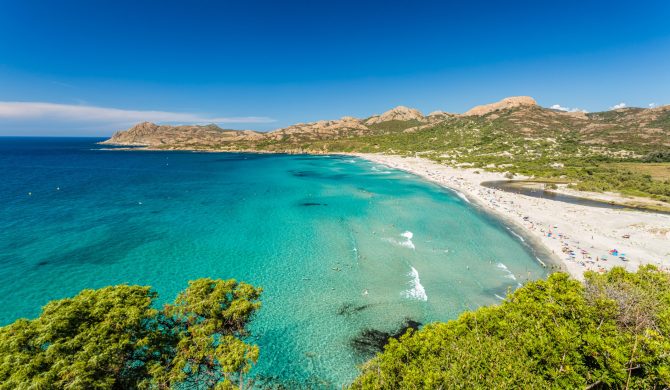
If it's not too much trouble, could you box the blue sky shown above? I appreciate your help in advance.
[1,0,669,136]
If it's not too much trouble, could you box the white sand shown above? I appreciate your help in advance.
[358,154,670,280]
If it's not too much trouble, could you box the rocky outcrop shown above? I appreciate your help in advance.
[101,121,262,146]
[103,121,160,145]
[268,116,368,140]
[463,96,537,116]
[428,110,451,117]
[365,106,425,125]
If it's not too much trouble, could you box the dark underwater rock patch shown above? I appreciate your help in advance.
[35,224,162,267]
[350,318,421,355]
[289,169,348,180]
[337,302,373,316]
[289,170,315,177]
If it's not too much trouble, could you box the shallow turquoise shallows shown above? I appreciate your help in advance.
[0,138,548,387]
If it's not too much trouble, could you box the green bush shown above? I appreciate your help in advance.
[642,151,670,163]
[352,266,670,389]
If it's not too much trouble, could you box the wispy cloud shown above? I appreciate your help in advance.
[609,102,627,110]
[550,104,588,113]
[0,101,275,125]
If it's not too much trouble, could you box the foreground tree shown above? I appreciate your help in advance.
[0,278,261,389]
[352,266,670,389]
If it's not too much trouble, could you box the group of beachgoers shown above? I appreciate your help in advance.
[417,170,646,276]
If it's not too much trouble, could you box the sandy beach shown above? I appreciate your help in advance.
[359,154,670,280]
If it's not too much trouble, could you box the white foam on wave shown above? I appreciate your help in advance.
[494,294,506,300]
[505,227,525,243]
[400,231,415,249]
[454,190,471,203]
[383,231,416,250]
[403,266,428,301]
[371,166,392,174]
[497,262,517,281]
[497,262,523,288]
[449,188,472,203]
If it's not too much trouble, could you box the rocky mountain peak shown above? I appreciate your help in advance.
[463,96,537,116]
[428,110,450,117]
[365,106,425,125]
[129,121,159,131]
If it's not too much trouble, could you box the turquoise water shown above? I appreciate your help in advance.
[0,138,548,387]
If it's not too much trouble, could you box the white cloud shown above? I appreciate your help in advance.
[649,103,658,108]
[609,102,627,110]
[0,101,275,125]
[550,104,588,113]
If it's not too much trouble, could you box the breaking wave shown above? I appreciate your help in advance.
[403,266,427,301]
[400,231,415,249]
[505,227,526,243]
[497,262,522,287]
[453,190,471,203]
[385,231,415,250]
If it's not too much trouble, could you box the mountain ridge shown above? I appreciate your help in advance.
[102,96,670,153]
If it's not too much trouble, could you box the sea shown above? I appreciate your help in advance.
[0,137,549,387]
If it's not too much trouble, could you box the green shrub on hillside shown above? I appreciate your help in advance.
[643,151,670,163]
[352,266,670,389]
[570,168,670,202]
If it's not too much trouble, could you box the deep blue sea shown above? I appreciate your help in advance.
[0,137,548,387]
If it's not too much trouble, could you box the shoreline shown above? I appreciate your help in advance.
[356,154,670,280]
[425,173,565,273]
